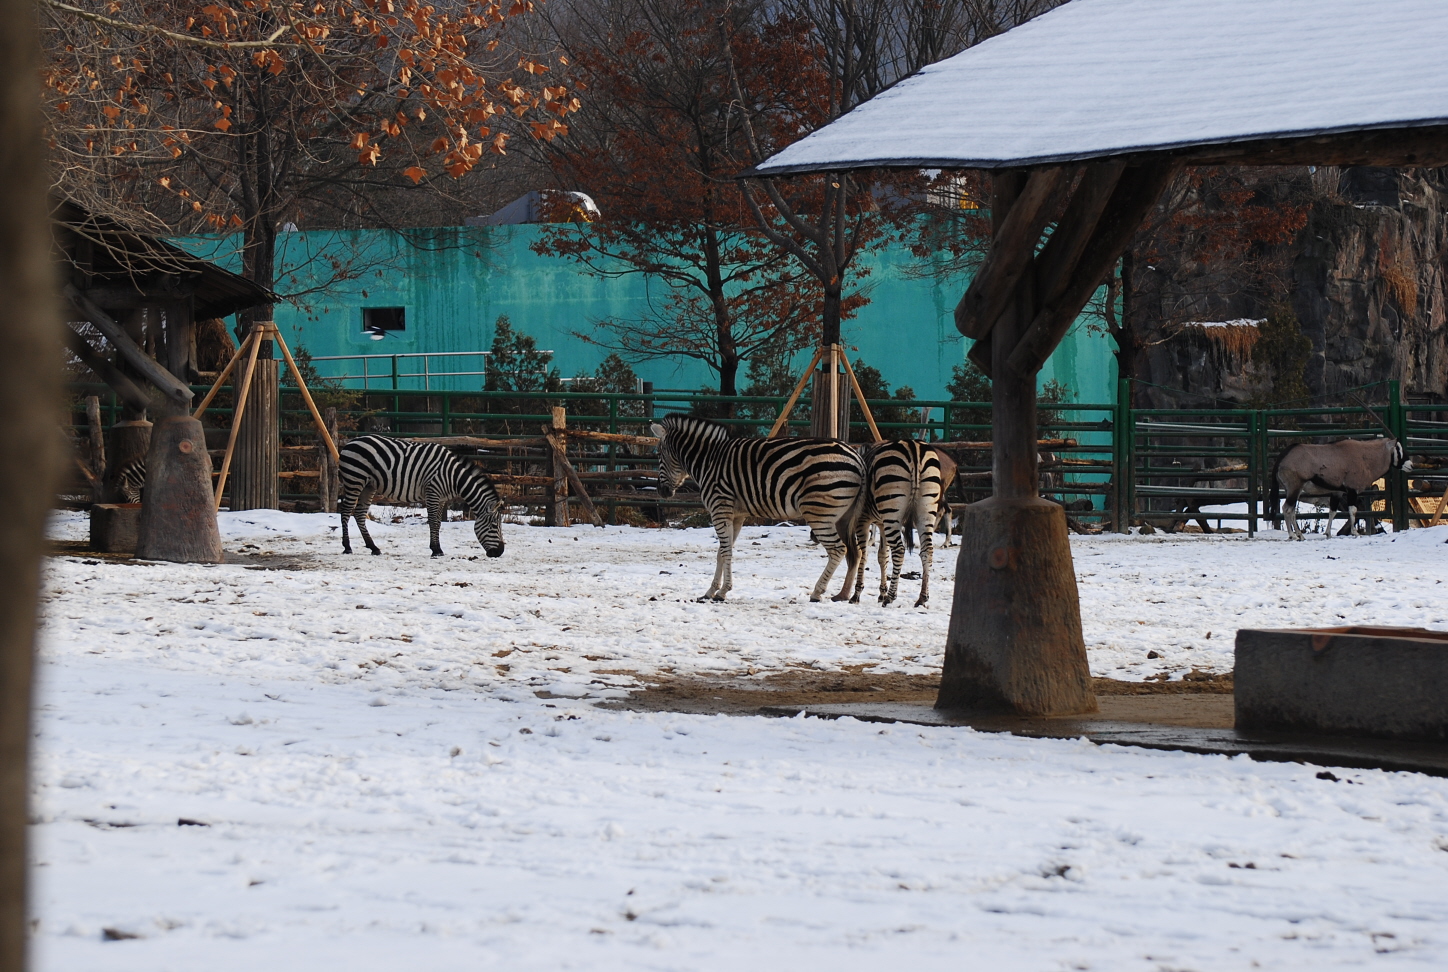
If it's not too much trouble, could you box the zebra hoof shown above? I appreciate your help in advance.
[849,594,861,605]
[369,548,381,556]
[914,596,929,608]
[430,550,444,558]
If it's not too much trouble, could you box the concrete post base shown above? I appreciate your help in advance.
[938,497,1097,716]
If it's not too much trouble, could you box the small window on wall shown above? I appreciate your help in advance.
[362,307,406,336]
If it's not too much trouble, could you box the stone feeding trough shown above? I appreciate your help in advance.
[1235,626,1448,742]
[748,625,1448,777]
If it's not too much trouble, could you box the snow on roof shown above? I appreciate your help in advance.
[751,0,1448,175]
[1183,319,1264,328]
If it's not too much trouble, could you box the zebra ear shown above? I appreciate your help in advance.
[649,423,666,440]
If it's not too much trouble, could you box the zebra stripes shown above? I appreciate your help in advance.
[339,435,505,558]
[650,415,866,602]
[115,457,146,504]
[837,439,944,607]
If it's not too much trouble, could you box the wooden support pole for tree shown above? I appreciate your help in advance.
[232,358,279,511]
[768,345,826,439]
[838,347,883,443]
[1430,480,1448,527]
[212,326,264,510]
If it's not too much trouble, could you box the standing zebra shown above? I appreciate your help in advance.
[650,415,865,602]
[836,439,944,607]
[339,435,505,558]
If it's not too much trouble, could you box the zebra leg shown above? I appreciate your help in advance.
[427,488,446,557]
[703,512,737,601]
[833,521,869,603]
[914,515,934,608]
[879,522,906,606]
[877,523,891,603]
[339,496,355,555]
[354,487,381,555]
[807,520,850,603]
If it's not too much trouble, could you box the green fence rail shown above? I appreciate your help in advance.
[64,379,1448,532]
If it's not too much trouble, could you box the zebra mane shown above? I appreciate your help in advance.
[661,414,732,443]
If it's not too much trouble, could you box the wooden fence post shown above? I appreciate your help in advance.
[548,406,569,527]
[318,407,340,513]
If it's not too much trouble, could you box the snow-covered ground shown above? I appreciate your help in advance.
[32,511,1448,970]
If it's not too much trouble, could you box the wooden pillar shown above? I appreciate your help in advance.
[85,394,106,504]
[135,415,222,563]
[164,298,196,383]
[229,357,279,510]
[547,406,569,527]
[938,170,1096,717]
[317,407,340,513]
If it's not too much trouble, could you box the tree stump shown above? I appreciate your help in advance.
[938,497,1097,715]
[102,418,150,504]
[135,414,222,563]
[230,358,278,510]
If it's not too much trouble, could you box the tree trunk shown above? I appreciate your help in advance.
[938,170,1096,717]
[0,0,65,961]
[230,359,279,510]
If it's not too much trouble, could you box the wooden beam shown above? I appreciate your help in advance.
[64,326,152,412]
[64,284,193,408]
[543,426,605,528]
[953,166,1070,340]
[1008,161,1180,374]
[1177,124,1448,168]
[1031,160,1127,307]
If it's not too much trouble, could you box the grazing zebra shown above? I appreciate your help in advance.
[650,415,865,602]
[115,456,147,504]
[835,440,944,607]
[339,435,505,558]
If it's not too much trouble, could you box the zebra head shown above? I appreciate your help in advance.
[472,499,505,558]
[651,414,724,498]
[650,419,686,498]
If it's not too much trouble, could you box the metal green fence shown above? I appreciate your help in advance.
[65,379,1448,531]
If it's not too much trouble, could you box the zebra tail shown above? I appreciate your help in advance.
[841,475,872,567]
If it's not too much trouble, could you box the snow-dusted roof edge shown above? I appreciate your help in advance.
[744,118,1448,177]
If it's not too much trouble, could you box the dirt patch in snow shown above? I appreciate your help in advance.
[608,667,1233,716]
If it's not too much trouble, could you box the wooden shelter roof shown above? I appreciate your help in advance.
[53,199,273,320]
[750,0,1448,175]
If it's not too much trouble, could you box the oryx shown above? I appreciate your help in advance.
[1270,436,1411,540]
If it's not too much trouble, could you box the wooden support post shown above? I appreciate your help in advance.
[810,344,848,440]
[1430,480,1448,528]
[547,406,569,527]
[542,424,605,528]
[85,395,105,503]
[938,168,1097,718]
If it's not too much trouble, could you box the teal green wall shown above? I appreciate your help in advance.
[184,226,1117,404]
